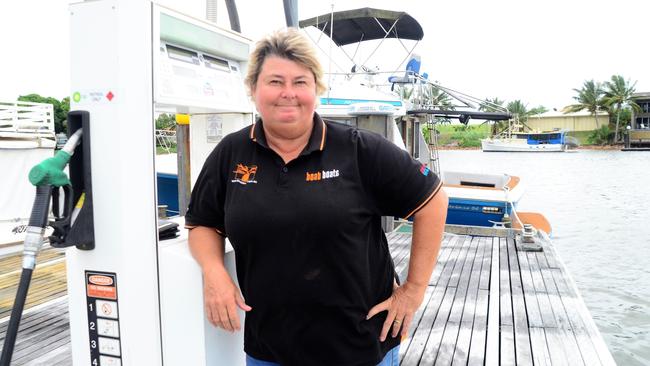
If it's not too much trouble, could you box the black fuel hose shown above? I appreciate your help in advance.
[0,185,52,366]
[0,269,33,366]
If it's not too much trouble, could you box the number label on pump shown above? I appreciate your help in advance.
[85,271,122,365]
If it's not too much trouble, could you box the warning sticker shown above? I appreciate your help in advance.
[87,284,117,300]
[85,270,122,366]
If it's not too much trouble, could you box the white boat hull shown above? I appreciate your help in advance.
[481,139,565,152]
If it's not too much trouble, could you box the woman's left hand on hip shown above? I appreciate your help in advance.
[366,281,427,342]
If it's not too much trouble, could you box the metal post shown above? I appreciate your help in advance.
[176,118,191,216]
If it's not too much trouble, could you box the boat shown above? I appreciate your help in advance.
[481,120,579,152]
[0,101,56,247]
[299,8,548,232]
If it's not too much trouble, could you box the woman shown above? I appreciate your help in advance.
[185,28,448,366]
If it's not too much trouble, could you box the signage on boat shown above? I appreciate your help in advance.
[348,102,397,116]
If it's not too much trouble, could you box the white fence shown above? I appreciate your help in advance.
[0,100,55,134]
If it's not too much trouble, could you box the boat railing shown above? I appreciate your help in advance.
[0,101,55,136]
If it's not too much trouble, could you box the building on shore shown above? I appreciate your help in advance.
[626,92,650,148]
[525,110,609,132]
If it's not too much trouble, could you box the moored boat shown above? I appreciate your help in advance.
[0,101,56,247]
[482,122,579,152]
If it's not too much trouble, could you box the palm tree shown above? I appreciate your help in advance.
[506,99,539,133]
[423,84,454,110]
[563,80,606,130]
[479,97,505,113]
[602,75,641,142]
[395,84,414,101]
[479,97,506,136]
[529,105,549,116]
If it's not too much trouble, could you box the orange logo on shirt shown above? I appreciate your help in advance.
[232,164,258,185]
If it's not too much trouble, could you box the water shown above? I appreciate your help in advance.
[438,150,650,365]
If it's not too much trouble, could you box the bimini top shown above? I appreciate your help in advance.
[298,8,423,46]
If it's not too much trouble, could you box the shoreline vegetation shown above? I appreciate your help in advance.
[429,124,624,150]
[437,144,623,151]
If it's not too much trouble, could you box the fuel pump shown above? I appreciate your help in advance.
[63,1,254,365]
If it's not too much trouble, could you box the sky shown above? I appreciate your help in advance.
[1,0,648,111]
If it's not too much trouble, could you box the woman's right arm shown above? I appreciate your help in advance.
[188,226,251,332]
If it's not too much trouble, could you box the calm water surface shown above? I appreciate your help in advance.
[438,150,650,366]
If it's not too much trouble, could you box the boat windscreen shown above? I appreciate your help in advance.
[298,8,423,46]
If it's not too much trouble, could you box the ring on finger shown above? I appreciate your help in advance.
[393,319,401,325]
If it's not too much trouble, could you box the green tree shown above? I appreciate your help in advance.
[155,113,176,130]
[18,93,69,133]
[507,100,529,122]
[602,75,641,142]
[479,97,507,136]
[562,80,606,131]
[394,85,414,102]
[529,105,548,115]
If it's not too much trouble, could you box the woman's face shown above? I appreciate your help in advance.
[252,56,317,137]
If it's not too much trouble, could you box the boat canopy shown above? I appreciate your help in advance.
[298,8,423,46]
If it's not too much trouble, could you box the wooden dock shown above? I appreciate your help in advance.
[1,229,616,365]
[391,227,616,366]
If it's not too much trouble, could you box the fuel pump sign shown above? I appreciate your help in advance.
[85,271,122,366]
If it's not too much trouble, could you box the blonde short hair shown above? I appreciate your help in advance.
[245,28,326,96]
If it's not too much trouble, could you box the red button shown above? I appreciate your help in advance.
[106,91,114,101]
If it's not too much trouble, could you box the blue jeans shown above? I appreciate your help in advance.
[246,345,400,366]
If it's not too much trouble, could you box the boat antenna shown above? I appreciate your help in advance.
[327,3,334,100]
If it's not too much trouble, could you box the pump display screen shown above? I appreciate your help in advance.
[203,54,230,71]
[166,45,199,65]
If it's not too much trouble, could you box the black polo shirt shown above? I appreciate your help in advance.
[185,113,441,366]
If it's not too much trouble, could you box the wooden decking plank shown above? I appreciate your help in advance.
[436,236,479,365]
[541,268,585,366]
[545,327,570,366]
[500,325,516,365]
[15,332,71,365]
[0,260,68,319]
[419,287,457,365]
[467,289,488,366]
[541,242,560,269]
[0,246,65,273]
[429,236,457,286]
[507,238,533,365]
[447,235,472,288]
[13,325,70,364]
[527,252,556,328]
[11,318,69,363]
[499,237,513,327]
[453,236,486,366]
[23,342,71,366]
[431,235,465,287]
[478,236,492,291]
[527,251,547,293]
[485,237,499,366]
[529,327,552,366]
[0,300,70,365]
[390,233,411,269]
[448,236,478,323]
[550,262,612,366]
[517,247,544,327]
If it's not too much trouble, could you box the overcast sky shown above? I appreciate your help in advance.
[1,0,647,110]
